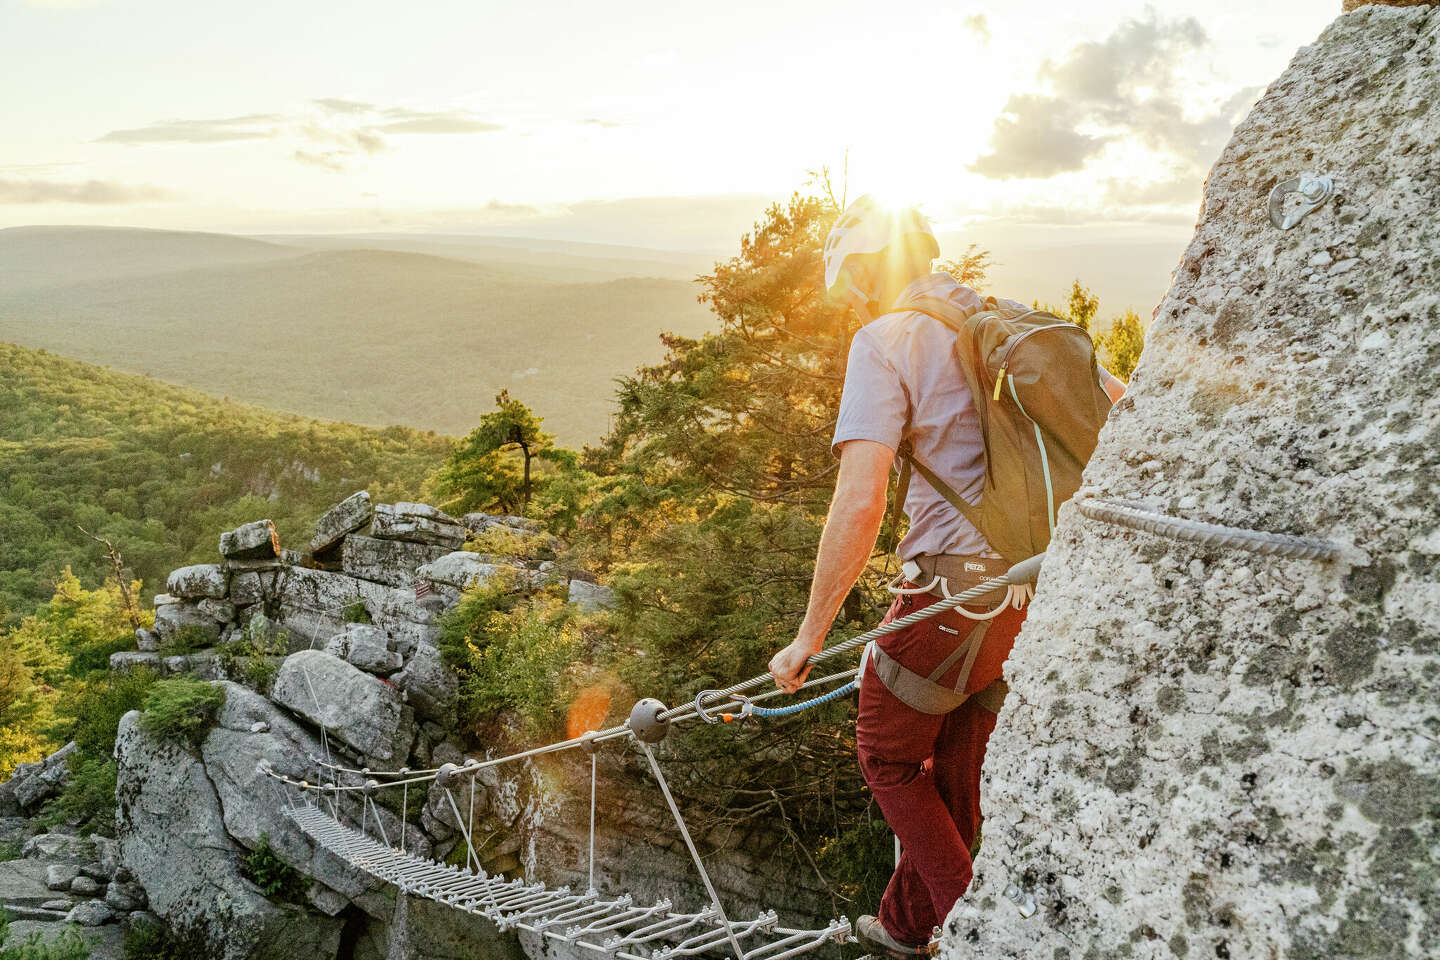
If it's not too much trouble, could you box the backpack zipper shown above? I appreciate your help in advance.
[1007,375,1057,538]
[991,322,1087,400]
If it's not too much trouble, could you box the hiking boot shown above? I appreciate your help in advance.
[855,915,927,958]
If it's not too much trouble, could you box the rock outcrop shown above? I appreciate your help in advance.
[114,711,343,960]
[942,6,1439,959]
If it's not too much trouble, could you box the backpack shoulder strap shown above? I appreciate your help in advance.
[901,450,1003,547]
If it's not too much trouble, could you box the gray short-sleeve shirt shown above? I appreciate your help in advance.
[832,273,1026,559]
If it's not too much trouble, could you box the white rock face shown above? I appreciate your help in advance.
[323,623,403,675]
[219,519,280,560]
[416,551,515,589]
[372,502,466,549]
[392,642,459,726]
[165,564,229,599]
[113,711,342,960]
[310,490,372,555]
[942,7,1439,960]
[342,534,449,587]
[270,650,410,760]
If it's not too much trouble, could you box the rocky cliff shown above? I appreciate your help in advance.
[942,5,1438,959]
[8,491,832,960]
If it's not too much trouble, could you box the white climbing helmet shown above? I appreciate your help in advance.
[822,194,938,299]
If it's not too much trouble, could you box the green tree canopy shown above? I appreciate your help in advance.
[430,390,561,515]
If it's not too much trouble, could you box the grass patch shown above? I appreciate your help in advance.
[0,911,91,960]
[0,842,20,863]
[138,678,225,744]
[240,834,306,903]
[341,600,371,624]
[155,624,213,658]
[217,621,287,695]
[121,917,218,960]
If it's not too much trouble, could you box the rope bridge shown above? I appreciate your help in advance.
[255,500,1337,960]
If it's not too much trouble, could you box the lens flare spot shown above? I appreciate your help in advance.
[567,685,613,739]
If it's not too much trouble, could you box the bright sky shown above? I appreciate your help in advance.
[0,0,1337,247]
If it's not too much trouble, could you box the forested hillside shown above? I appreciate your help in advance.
[0,227,716,443]
[0,342,450,623]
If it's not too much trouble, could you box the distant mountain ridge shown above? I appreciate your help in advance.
[0,226,717,443]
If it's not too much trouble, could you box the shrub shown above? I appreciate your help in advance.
[814,815,894,919]
[41,756,116,836]
[156,624,212,657]
[121,917,218,960]
[138,678,225,744]
[0,911,91,960]
[0,841,20,863]
[240,834,306,903]
[45,667,157,835]
[341,600,371,624]
[438,577,584,741]
[216,622,285,694]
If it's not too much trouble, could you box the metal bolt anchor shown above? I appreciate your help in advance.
[1002,881,1038,919]
[1269,173,1334,230]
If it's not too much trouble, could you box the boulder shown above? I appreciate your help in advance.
[199,682,411,903]
[66,899,115,926]
[135,628,160,652]
[151,593,180,607]
[10,741,77,810]
[114,711,343,960]
[310,490,373,555]
[391,642,458,727]
[70,875,103,897]
[45,863,80,890]
[219,519,280,561]
[152,602,221,646]
[416,552,516,590]
[230,571,264,607]
[461,512,540,534]
[270,565,438,654]
[164,564,229,600]
[270,650,410,761]
[21,833,92,864]
[323,624,403,675]
[567,579,617,613]
[371,502,466,549]
[940,7,1440,959]
[110,652,163,673]
[104,879,146,912]
[342,534,449,588]
[161,653,221,681]
[197,598,236,623]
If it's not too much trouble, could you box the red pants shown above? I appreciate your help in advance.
[855,590,1027,946]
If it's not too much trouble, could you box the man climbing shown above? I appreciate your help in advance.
[769,195,1123,956]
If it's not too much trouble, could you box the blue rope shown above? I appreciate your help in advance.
[747,680,858,718]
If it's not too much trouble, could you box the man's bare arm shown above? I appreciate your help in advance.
[768,439,894,692]
[1100,367,1127,403]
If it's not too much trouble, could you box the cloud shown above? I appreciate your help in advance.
[0,178,175,204]
[96,100,505,174]
[583,118,626,129]
[971,96,1107,179]
[972,10,1246,191]
[314,98,375,115]
[962,13,990,42]
[375,110,503,134]
[96,114,281,145]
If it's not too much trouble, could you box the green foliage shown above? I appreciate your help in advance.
[138,678,225,744]
[155,624,212,657]
[1041,280,1147,382]
[121,917,217,960]
[216,621,286,694]
[0,341,449,626]
[241,834,307,903]
[0,912,91,960]
[935,243,993,291]
[1093,308,1148,382]
[43,667,157,835]
[0,841,20,863]
[815,816,894,919]
[438,574,585,741]
[430,390,575,516]
[340,599,371,624]
[0,571,154,778]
